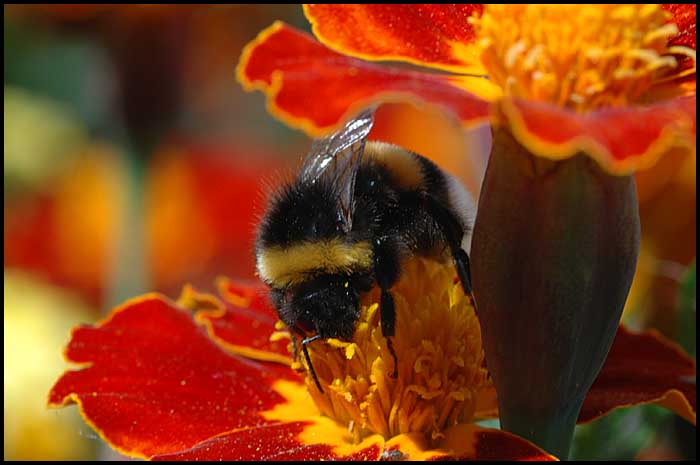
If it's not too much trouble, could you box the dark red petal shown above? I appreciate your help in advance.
[217,276,273,312]
[304,4,484,74]
[152,421,382,461]
[380,424,556,460]
[580,326,696,424]
[664,4,697,50]
[467,428,556,461]
[48,295,297,459]
[195,278,293,364]
[501,95,696,175]
[237,22,490,137]
[155,422,556,461]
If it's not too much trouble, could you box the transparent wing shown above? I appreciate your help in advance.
[299,108,376,232]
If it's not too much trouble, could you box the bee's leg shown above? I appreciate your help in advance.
[290,332,300,365]
[453,248,473,295]
[290,325,306,364]
[300,334,325,393]
[373,238,399,379]
[380,289,399,379]
[424,195,473,295]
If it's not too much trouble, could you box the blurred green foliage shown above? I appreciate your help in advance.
[4,17,112,131]
[571,405,673,460]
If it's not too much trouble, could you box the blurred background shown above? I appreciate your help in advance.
[3,4,695,461]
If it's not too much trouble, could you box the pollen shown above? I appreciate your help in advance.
[288,258,489,443]
[471,4,695,111]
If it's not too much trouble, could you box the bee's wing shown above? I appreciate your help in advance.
[299,108,375,232]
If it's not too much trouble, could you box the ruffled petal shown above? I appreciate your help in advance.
[194,278,293,364]
[303,4,485,75]
[155,410,556,460]
[237,22,490,137]
[152,421,384,461]
[48,294,298,459]
[466,324,696,427]
[152,374,553,460]
[499,95,696,175]
[580,326,696,425]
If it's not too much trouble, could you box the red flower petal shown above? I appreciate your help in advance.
[303,4,485,75]
[152,421,383,461]
[195,278,293,364]
[48,295,297,459]
[237,22,490,137]
[500,95,696,175]
[217,276,272,311]
[662,4,697,84]
[664,4,697,50]
[153,422,556,461]
[381,424,555,461]
[580,326,696,425]
[465,428,556,461]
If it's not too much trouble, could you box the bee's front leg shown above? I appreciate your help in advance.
[424,194,473,295]
[373,237,399,378]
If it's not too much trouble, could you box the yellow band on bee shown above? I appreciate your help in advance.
[365,141,423,189]
[257,239,373,287]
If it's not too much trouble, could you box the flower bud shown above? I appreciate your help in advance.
[471,128,641,458]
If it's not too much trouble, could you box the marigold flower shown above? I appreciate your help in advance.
[282,258,489,444]
[49,260,556,460]
[235,4,696,458]
[48,259,695,460]
[238,4,695,173]
[45,4,696,461]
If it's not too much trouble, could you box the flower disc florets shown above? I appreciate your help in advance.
[473,4,695,111]
[273,258,489,443]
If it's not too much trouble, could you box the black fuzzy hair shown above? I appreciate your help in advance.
[256,178,342,249]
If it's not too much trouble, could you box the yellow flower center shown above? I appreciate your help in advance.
[274,258,489,444]
[472,4,695,111]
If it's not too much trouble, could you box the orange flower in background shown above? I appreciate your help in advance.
[4,142,281,307]
[236,4,696,458]
[4,144,123,307]
[627,148,696,334]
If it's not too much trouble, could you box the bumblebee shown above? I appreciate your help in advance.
[255,110,474,391]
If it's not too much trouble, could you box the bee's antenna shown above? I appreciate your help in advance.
[385,337,398,379]
[301,334,325,393]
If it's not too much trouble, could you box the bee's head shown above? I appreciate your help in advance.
[278,274,372,340]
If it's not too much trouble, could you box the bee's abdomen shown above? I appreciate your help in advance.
[413,153,474,236]
[363,141,474,241]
